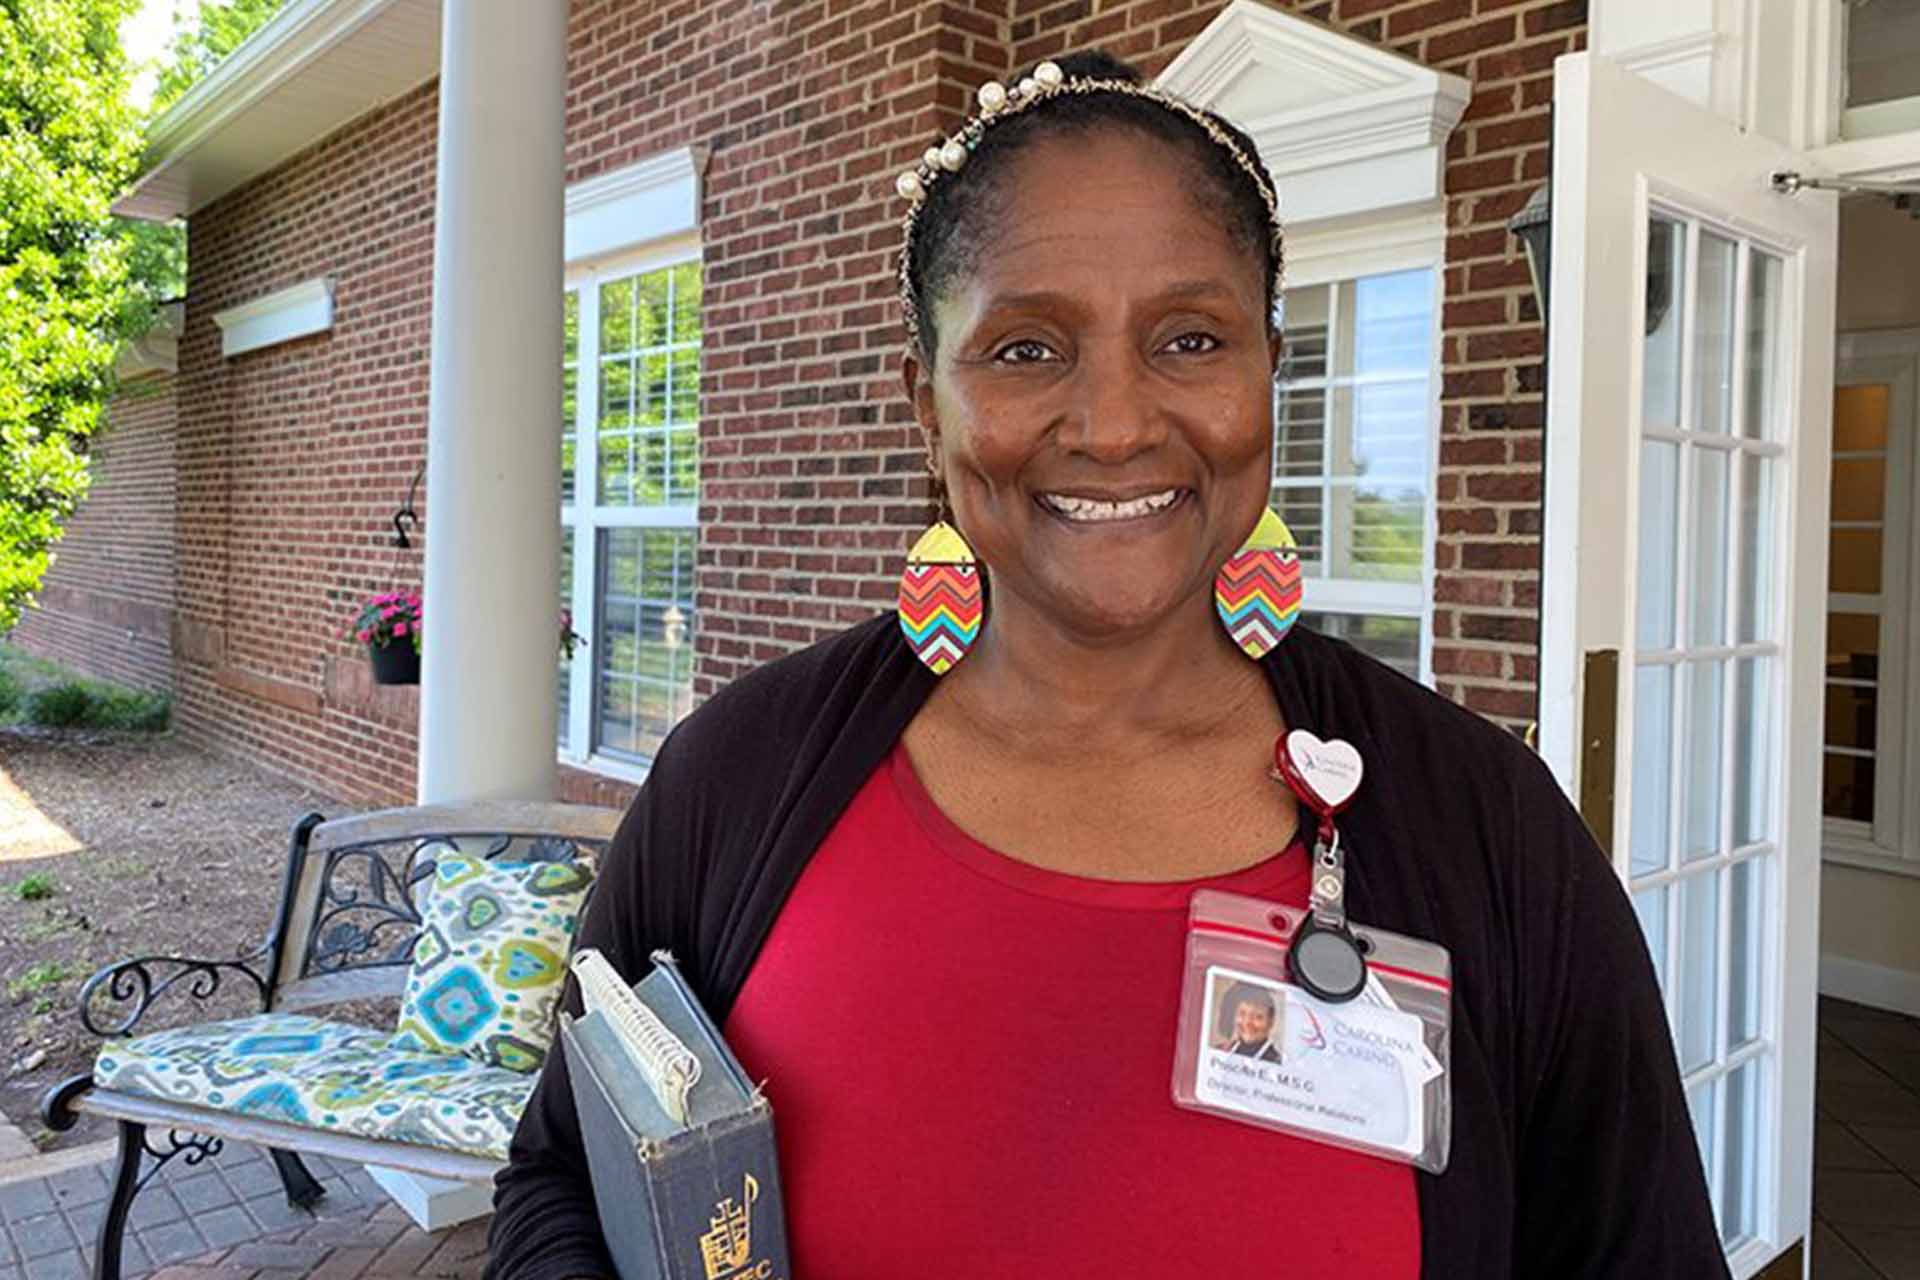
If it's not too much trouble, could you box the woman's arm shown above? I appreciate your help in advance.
[485,1037,613,1280]
[485,802,656,1280]
[1507,751,1729,1277]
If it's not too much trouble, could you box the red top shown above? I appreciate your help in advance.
[724,744,1420,1278]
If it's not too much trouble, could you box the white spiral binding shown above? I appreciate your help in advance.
[571,949,702,1124]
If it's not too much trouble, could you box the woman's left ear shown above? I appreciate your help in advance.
[900,348,938,431]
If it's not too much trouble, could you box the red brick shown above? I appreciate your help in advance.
[1387,0,1473,38]
[1461,682,1536,720]
[1474,111,1551,153]
[1466,472,1542,503]
[1425,14,1515,63]
[1526,0,1588,37]
[1460,540,1538,571]
[1464,327,1544,361]
[1433,646,1504,677]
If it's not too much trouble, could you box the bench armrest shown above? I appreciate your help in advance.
[78,947,273,1038]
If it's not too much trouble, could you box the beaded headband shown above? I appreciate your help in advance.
[893,60,1285,355]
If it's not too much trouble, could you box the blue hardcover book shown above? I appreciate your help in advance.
[559,950,790,1280]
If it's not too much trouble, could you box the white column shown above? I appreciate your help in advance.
[418,0,565,805]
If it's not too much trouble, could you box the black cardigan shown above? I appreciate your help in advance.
[487,616,1728,1279]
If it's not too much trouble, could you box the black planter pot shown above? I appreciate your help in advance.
[368,641,421,686]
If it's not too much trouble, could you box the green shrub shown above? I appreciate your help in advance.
[11,872,56,901]
[94,687,170,731]
[26,682,94,727]
[0,666,20,717]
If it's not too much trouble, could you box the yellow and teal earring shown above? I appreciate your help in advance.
[1214,507,1302,659]
[898,515,982,676]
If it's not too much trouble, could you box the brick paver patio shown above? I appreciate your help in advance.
[0,1140,489,1279]
[142,1201,488,1279]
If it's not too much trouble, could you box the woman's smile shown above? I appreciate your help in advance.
[1034,485,1192,525]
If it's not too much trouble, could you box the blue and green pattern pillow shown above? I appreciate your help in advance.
[390,854,594,1073]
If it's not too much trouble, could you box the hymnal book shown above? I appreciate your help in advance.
[560,949,790,1280]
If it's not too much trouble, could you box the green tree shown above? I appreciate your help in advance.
[151,0,282,114]
[0,0,144,632]
[118,0,286,333]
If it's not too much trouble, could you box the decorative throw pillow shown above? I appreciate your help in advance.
[390,853,594,1073]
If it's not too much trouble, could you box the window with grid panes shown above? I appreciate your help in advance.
[1824,383,1892,827]
[1820,336,1917,873]
[1274,267,1438,681]
[557,257,702,773]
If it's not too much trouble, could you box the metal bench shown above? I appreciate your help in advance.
[42,801,620,1280]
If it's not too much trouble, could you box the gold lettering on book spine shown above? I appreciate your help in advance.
[699,1174,759,1279]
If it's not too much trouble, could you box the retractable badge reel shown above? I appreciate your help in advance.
[1272,730,1368,1003]
[1170,727,1455,1172]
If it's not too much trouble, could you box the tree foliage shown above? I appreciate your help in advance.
[152,0,282,114]
[0,0,144,632]
[123,0,286,333]
[0,0,285,634]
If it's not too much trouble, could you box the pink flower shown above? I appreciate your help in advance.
[393,622,410,636]
[381,605,399,618]
[356,629,371,643]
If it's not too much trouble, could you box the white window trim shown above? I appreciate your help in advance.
[557,153,704,785]
[1812,2,1920,148]
[1823,327,1920,878]
[212,277,332,357]
[1278,212,1445,686]
[1155,0,1467,229]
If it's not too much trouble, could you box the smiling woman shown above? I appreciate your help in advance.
[487,52,1728,1280]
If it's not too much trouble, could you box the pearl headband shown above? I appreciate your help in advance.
[893,60,1286,355]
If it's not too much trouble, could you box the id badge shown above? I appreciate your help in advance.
[1170,889,1453,1172]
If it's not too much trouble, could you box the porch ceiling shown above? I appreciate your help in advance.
[115,0,440,222]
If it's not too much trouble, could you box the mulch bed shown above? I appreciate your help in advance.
[0,724,346,1152]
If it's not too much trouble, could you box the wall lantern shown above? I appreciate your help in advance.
[1507,183,1675,336]
[1508,183,1552,320]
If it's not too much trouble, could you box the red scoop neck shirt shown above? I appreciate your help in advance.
[722,744,1420,1279]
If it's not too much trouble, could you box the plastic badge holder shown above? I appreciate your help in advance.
[1172,887,1453,1173]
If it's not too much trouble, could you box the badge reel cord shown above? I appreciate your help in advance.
[1272,736,1369,1004]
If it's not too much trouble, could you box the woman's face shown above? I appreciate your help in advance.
[904,127,1279,645]
[1234,999,1275,1045]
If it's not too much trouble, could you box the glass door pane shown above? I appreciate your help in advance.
[1629,212,1787,1255]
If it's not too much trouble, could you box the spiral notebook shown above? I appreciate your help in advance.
[560,949,790,1280]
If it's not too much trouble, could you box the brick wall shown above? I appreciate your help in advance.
[1009,0,1584,730]
[565,1,1008,697]
[8,376,178,693]
[156,0,1574,807]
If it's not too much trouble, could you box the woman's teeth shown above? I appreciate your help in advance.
[1039,488,1184,523]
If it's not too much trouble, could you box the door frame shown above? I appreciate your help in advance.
[1537,51,1839,1276]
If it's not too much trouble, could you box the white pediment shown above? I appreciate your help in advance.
[1157,0,1470,228]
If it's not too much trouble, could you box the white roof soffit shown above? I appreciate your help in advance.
[1157,0,1471,228]
[114,0,441,222]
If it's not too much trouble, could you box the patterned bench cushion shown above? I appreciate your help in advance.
[94,1013,536,1161]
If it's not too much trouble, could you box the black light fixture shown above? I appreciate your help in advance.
[1508,183,1551,320]
[1508,183,1673,337]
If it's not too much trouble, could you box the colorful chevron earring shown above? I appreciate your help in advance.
[1214,506,1303,660]
[898,519,983,674]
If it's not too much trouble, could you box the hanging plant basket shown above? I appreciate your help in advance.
[367,641,421,686]
[349,590,423,685]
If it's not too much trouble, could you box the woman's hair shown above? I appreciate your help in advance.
[1224,983,1276,1019]
[903,49,1282,362]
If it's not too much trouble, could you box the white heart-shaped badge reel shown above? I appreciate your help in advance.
[1277,729,1364,815]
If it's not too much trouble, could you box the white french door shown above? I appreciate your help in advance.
[1538,54,1837,1277]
